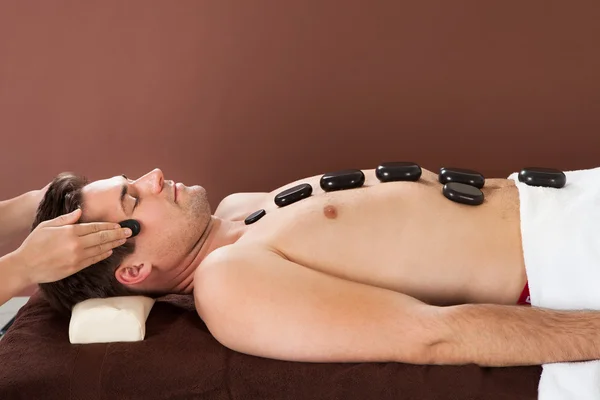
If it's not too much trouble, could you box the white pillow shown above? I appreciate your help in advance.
[69,296,155,344]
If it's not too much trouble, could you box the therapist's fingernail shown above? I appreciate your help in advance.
[123,228,132,237]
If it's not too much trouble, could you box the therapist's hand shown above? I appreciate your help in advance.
[13,208,133,284]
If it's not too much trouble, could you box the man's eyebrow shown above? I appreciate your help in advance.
[119,175,128,215]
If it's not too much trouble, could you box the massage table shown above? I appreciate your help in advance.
[2,1,599,398]
[0,291,541,399]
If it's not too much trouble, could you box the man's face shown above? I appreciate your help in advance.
[80,168,211,290]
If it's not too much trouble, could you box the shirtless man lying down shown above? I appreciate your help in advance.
[33,166,600,368]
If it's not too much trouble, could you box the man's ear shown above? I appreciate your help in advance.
[115,262,152,287]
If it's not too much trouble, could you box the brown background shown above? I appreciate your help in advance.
[1,1,599,216]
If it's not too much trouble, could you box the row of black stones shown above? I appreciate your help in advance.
[243,163,567,225]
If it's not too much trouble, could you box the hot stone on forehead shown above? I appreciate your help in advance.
[119,219,141,238]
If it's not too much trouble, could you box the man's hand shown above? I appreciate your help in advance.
[14,208,133,285]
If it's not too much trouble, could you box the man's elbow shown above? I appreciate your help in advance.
[410,306,484,366]
[396,307,456,366]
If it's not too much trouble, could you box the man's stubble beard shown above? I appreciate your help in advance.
[186,191,212,244]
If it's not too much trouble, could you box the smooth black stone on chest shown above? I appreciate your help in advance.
[320,169,365,192]
[438,167,485,189]
[119,219,141,238]
[244,209,266,225]
[518,167,566,188]
[274,183,313,207]
[375,162,422,182]
[442,182,484,206]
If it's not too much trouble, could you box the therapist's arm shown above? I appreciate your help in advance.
[0,185,47,247]
[0,208,132,308]
[0,252,29,307]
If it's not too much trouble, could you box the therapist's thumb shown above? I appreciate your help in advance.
[43,208,82,227]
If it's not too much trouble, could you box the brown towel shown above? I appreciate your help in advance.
[0,292,541,400]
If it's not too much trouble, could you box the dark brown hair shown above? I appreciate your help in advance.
[33,172,137,313]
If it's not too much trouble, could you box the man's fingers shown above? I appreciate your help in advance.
[82,239,126,260]
[74,222,124,237]
[77,250,114,272]
[44,208,82,227]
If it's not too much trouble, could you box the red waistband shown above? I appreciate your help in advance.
[517,282,531,305]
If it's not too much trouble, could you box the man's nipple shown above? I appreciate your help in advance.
[323,205,338,219]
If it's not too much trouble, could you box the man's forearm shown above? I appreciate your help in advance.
[431,304,600,367]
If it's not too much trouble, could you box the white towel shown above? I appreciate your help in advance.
[508,167,600,400]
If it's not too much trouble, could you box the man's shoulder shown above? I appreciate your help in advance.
[193,245,237,317]
[193,244,274,292]
[193,244,278,318]
[196,244,241,270]
[214,192,268,220]
[193,245,235,283]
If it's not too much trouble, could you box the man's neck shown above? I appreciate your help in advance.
[171,216,246,293]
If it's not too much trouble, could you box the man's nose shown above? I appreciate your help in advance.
[137,168,164,194]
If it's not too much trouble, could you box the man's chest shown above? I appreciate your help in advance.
[216,168,442,223]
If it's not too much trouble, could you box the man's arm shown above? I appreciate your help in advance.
[195,245,436,364]
[432,303,600,367]
[195,246,600,367]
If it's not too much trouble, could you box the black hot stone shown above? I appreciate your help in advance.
[119,219,141,237]
[438,167,485,189]
[274,183,313,207]
[244,209,266,225]
[518,167,566,188]
[375,162,422,182]
[442,182,484,206]
[320,169,365,192]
